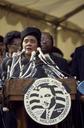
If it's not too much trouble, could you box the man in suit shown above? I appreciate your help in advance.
[71,45,84,128]
[41,32,69,76]
[71,45,84,81]
[41,32,76,128]
[38,84,65,120]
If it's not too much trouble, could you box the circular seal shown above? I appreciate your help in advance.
[24,78,71,125]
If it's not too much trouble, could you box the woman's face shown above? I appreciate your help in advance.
[22,35,38,56]
[7,38,21,56]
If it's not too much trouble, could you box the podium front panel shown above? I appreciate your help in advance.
[4,78,77,101]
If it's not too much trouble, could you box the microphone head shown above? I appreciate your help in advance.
[37,47,41,52]
[6,58,12,66]
[30,51,36,61]
[12,52,17,57]
[12,49,25,56]
[21,49,25,53]
[18,49,25,56]
[5,57,12,66]
[31,51,36,56]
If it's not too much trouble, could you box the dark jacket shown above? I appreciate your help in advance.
[71,46,84,81]
[50,53,69,75]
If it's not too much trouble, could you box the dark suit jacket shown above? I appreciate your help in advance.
[50,54,69,75]
[41,103,65,119]
[71,46,84,81]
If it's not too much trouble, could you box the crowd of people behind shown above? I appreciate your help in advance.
[0,26,84,128]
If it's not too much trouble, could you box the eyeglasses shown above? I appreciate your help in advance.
[41,39,51,43]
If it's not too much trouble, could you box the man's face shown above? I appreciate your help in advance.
[22,35,38,56]
[41,33,53,53]
[39,88,53,109]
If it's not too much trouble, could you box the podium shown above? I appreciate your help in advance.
[4,78,77,128]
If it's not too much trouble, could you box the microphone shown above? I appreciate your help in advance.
[20,51,36,78]
[30,51,36,61]
[17,49,25,56]
[6,59,12,79]
[37,47,46,60]
[37,48,75,79]
[37,47,65,79]
[20,51,37,66]
[1,71,7,81]
[12,49,25,57]
[6,58,12,66]
[0,79,3,89]
[10,50,25,78]
[1,58,12,80]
